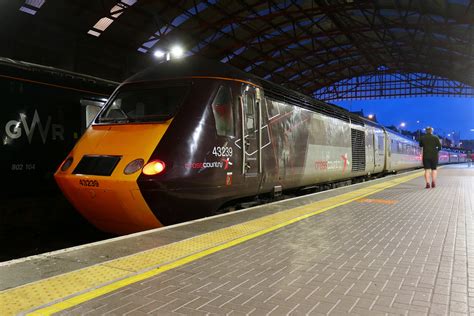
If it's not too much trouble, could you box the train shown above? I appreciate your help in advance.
[438,147,469,164]
[54,57,469,235]
[0,57,117,197]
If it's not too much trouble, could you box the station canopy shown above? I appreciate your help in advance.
[0,0,472,100]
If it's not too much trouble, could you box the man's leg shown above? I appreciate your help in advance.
[424,169,431,188]
[432,169,437,187]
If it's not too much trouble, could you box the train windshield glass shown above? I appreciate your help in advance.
[96,85,189,123]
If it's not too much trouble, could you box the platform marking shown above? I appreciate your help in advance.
[357,198,398,205]
[0,171,423,316]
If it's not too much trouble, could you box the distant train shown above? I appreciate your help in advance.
[438,147,469,164]
[54,57,468,234]
[0,57,117,197]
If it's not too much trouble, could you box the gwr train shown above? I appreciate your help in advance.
[0,57,117,197]
[54,57,466,235]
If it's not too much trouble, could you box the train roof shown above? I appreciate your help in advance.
[126,56,374,126]
[126,57,258,86]
[0,57,118,88]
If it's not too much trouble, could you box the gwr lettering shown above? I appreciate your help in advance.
[5,109,64,144]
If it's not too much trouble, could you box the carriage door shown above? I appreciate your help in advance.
[240,86,262,179]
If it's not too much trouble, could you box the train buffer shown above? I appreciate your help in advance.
[0,164,472,315]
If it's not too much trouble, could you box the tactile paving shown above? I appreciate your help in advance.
[0,171,424,315]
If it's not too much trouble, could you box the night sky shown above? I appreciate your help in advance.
[334,97,474,141]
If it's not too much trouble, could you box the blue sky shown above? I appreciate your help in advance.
[334,97,474,140]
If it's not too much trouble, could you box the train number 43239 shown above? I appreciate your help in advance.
[212,146,233,157]
[79,179,99,187]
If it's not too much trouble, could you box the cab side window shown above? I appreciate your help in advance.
[212,85,235,137]
[245,93,256,135]
[81,99,107,131]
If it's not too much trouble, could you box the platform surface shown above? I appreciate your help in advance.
[1,165,473,315]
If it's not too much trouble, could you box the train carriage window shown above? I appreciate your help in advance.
[211,85,235,137]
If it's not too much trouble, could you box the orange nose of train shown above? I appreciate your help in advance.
[54,122,171,234]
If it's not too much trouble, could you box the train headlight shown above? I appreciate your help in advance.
[60,157,73,171]
[124,159,144,175]
[143,160,166,175]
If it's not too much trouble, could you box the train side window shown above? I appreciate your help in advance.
[391,140,397,153]
[211,85,235,137]
[377,136,384,151]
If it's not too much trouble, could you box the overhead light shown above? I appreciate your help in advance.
[368,114,374,119]
[171,46,184,58]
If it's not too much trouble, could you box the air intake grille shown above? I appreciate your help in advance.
[351,129,366,172]
[73,155,121,176]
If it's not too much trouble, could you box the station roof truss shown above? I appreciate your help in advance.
[1,0,473,101]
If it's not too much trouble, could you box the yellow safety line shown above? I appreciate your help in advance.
[0,171,423,316]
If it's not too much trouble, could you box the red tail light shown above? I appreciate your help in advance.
[143,160,166,175]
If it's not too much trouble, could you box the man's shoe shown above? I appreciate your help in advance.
[425,183,431,189]
[431,181,436,188]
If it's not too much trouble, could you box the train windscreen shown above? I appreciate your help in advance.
[96,85,189,123]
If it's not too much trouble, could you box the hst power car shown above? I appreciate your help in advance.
[55,57,455,234]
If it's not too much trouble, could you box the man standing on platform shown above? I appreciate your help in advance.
[419,126,442,188]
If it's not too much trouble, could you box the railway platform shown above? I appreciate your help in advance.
[1,164,473,315]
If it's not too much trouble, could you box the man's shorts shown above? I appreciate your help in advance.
[423,158,438,170]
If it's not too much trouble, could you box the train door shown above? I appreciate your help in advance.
[383,130,391,171]
[240,85,263,186]
[366,128,375,174]
[374,132,385,171]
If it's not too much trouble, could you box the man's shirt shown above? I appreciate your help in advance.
[419,134,442,160]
